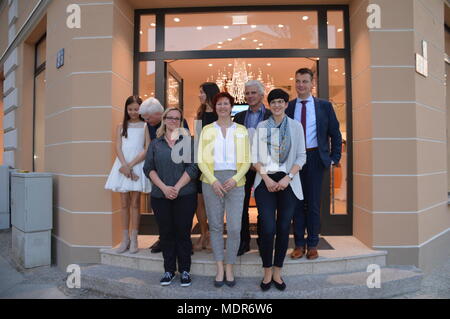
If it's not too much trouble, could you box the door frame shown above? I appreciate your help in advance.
[133,5,353,235]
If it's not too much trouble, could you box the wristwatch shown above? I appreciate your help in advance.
[288,173,295,180]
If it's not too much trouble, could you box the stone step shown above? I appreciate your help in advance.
[79,263,422,299]
[100,245,387,277]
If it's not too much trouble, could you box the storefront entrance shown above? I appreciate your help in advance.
[135,5,352,235]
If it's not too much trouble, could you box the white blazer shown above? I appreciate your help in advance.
[252,117,307,200]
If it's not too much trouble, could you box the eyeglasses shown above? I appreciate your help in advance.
[164,116,181,121]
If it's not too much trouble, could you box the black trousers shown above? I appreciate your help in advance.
[151,194,197,273]
[240,170,257,247]
[255,172,300,268]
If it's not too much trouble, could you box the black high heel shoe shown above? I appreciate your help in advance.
[272,278,286,291]
[214,272,225,288]
[260,279,272,291]
[225,272,236,287]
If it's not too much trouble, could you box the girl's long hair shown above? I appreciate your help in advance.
[196,82,220,120]
[122,95,143,138]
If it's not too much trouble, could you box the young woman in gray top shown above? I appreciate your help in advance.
[143,107,198,288]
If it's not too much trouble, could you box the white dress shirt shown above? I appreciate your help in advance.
[294,95,318,149]
[213,122,237,171]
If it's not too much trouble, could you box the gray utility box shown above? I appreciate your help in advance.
[0,166,11,229]
[11,172,53,268]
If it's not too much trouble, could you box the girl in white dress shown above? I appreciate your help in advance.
[105,95,151,253]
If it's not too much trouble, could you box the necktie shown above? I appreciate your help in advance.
[300,100,307,139]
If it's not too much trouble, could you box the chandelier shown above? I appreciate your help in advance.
[207,59,275,104]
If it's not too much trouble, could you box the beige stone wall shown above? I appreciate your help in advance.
[16,0,41,32]
[44,0,134,268]
[0,75,3,165]
[446,23,450,191]
[351,0,450,272]
[0,6,8,58]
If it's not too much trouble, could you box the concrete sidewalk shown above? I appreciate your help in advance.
[0,229,449,299]
[0,229,117,299]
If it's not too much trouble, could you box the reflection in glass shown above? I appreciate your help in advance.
[139,61,156,100]
[34,70,46,172]
[328,58,347,215]
[164,11,318,51]
[165,57,318,130]
[140,15,156,52]
[36,38,46,67]
[327,11,344,49]
[167,74,180,108]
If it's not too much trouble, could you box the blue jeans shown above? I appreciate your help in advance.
[293,149,325,248]
[255,172,300,268]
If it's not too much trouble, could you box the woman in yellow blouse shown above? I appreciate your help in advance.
[198,92,251,288]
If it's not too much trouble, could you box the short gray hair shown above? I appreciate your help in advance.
[139,97,164,115]
[245,80,265,95]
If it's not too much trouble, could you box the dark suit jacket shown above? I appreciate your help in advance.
[233,107,272,126]
[286,97,342,167]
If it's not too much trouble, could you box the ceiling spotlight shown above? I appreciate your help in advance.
[253,39,258,42]
[197,26,203,30]
[208,64,213,67]
[247,63,252,67]
[251,25,257,28]
[224,26,229,29]
[150,23,156,27]
[139,30,143,35]
[267,63,272,66]
[258,43,263,46]
[302,16,309,21]
[241,37,246,40]
[218,42,223,44]
[174,17,181,22]
[337,28,343,32]
[256,47,261,50]
[278,24,284,28]
[290,78,294,81]
[227,38,232,41]
[217,46,222,48]
[228,64,232,67]
[334,69,339,72]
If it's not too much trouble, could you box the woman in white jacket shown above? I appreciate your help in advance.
[252,89,306,292]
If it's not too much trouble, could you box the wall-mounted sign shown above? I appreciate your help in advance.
[56,49,65,69]
[415,40,428,77]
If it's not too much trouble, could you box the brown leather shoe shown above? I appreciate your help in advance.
[306,248,319,260]
[290,247,306,259]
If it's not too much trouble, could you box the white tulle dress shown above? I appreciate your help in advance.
[105,121,151,193]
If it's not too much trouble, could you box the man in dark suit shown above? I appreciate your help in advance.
[233,80,272,256]
[286,68,342,260]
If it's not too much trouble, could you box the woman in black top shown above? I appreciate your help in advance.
[143,107,198,287]
[193,82,220,252]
